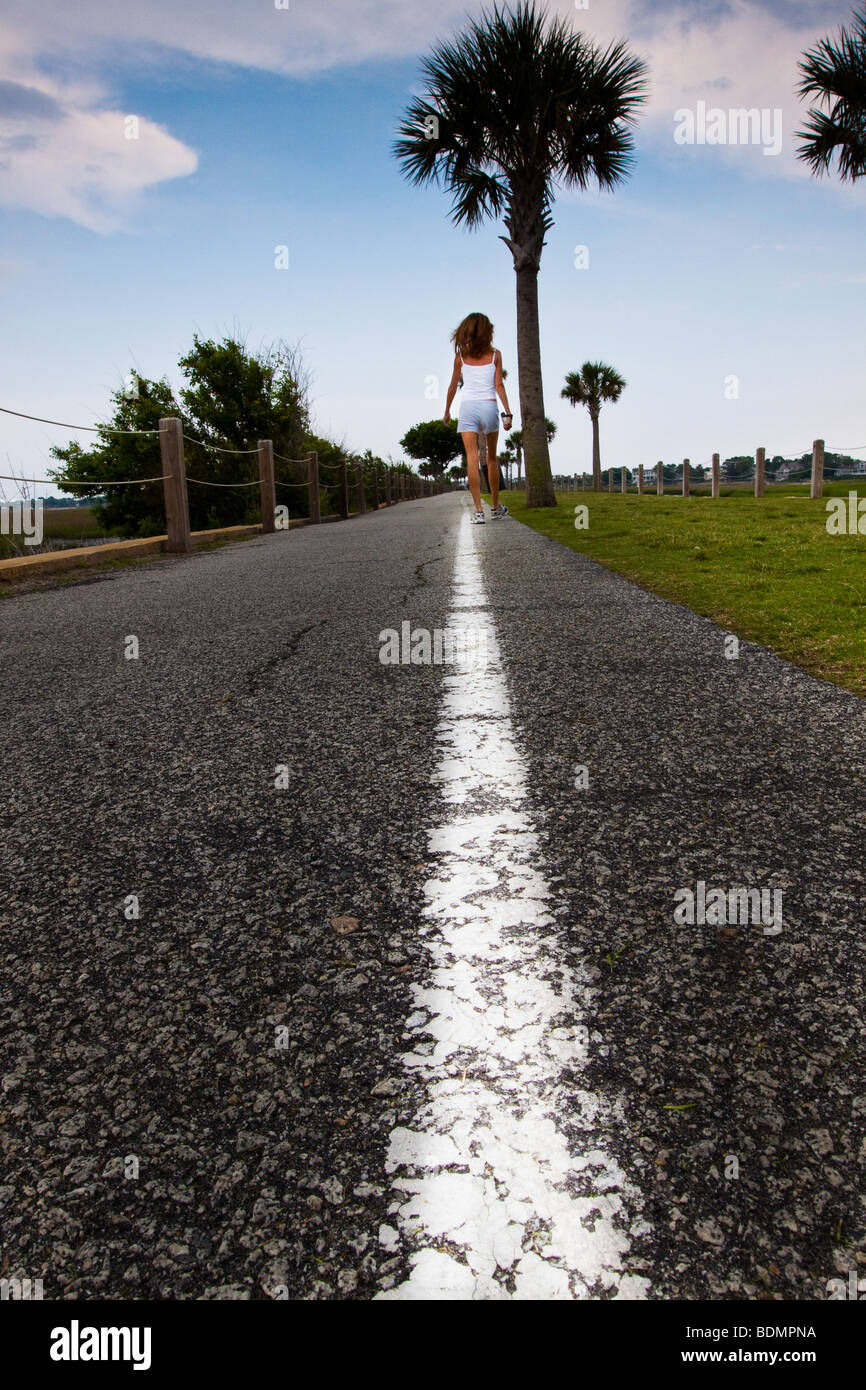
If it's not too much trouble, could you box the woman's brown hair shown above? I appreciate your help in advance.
[451,312,494,359]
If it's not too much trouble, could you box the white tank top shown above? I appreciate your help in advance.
[459,351,497,401]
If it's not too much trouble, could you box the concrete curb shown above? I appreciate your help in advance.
[0,513,357,580]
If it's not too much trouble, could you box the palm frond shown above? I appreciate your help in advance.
[393,0,649,231]
[562,361,626,412]
[796,4,866,181]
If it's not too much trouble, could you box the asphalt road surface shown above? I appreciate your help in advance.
[1,491,864,1300]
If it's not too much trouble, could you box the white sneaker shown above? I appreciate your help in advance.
[471,510,485,524]
[490,504,509,519]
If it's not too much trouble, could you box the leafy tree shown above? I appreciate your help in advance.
[400,418,462,477]
[357,447,390,507]
[49,375,179,538]
[723,455,753,479]
[178,335,310,524]
[306,432,354,516]
[49,336,312,535]
[394,1,647,508]
[561,361,626,490]
[797,4,866,182]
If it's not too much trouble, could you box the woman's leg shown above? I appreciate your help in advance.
[485,431,500,509]
[462,432,482,511]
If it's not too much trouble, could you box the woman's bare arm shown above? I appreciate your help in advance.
[495,351,512,422]
[443,355,462,423]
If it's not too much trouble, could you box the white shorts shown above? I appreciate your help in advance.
[457,399,499,435]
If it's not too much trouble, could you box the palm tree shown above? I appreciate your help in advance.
[394,1,647,507]
[508,428,525,486]
[796,4,866,181]
[561,361,626,491]
[499,438,517,486]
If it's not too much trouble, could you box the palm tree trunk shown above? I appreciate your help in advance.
[515,263,555,508]
[591,412,601,491]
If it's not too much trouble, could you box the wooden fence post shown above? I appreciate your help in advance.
[307,450,320,524]
[621,466,628,493]
[682,459,690,497]
[257,438,276,534]
[712,452,720,499]
[338,459,349,519]
[657,462,664,497]
[372,465,380,510]
[356,462,366,514]
[638,464,644,495]
[755,446,766,498]
[811,439,825,500]
[159,417,191,553]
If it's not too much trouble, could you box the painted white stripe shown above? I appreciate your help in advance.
[377,511,649,1300]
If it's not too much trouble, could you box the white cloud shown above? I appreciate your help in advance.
[0,0,860,229]
[0,89,198,231]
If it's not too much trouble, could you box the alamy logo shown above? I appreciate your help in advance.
[826,1270,866,1299]
[49,1321,152,1371]
[674,880,783,935]
[0,1277,43,1300]
[826,492,866,535]
[0,497,43,546]
[674,101,783,157]
[378,621,497,667]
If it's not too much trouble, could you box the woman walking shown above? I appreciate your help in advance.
[443,312,513,523]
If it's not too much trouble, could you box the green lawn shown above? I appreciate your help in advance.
[494,482,866,696]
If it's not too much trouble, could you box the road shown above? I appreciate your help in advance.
[1,491,864,1299]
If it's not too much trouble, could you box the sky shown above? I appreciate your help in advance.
[1,0,865,494]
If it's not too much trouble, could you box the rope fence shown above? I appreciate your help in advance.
[0,404,159,436]
[564,439,863,501]
[1,410,446,556]
[0,472,169,487]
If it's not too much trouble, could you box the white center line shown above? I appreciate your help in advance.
[377,511,649,1300]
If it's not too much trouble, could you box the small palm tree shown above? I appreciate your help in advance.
[394,2,647,508]
[796,3,866,182]
[507,428,524,486]
[561,362,626,491]
[505,419,557,486]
